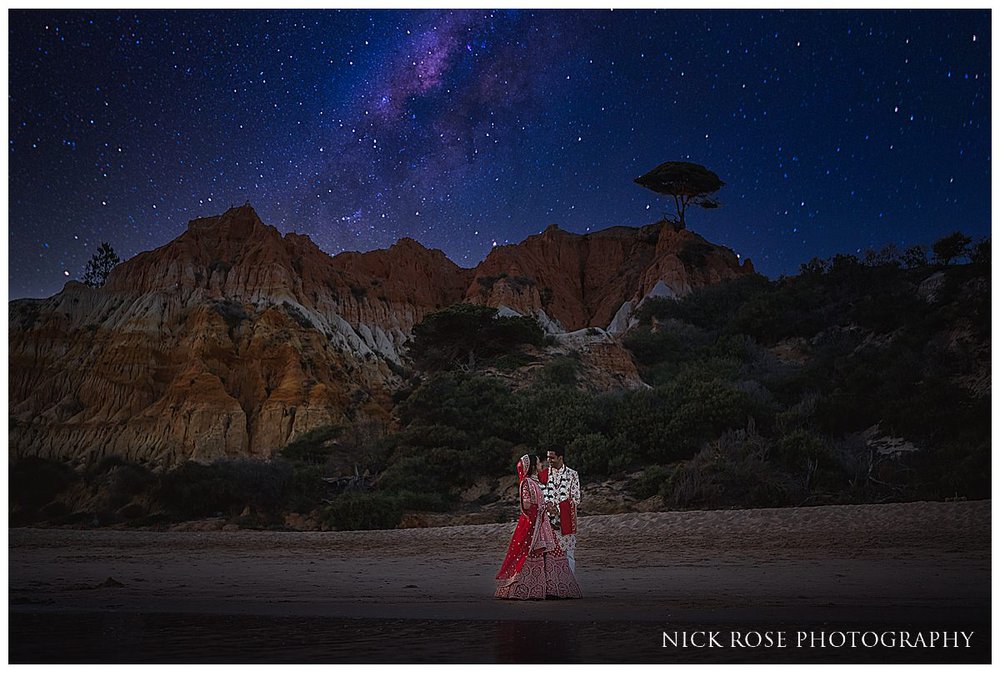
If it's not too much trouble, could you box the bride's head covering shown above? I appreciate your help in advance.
[516,454,531,482]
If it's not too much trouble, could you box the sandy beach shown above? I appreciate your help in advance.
[9,499,990,663]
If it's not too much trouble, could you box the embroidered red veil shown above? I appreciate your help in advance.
[495,455,545,584]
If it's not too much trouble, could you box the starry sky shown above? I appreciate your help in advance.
[8,9,991,299]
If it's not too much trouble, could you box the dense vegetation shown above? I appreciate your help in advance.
[10,233,989,530]
[406,302,546,371]
[622,236,990,506]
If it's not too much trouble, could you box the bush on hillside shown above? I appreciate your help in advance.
[407,303,545,371]
[10,456,79,510]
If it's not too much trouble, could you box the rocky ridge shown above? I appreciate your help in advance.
[9,205,755,468]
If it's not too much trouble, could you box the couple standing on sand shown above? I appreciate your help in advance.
[494,448,583,600]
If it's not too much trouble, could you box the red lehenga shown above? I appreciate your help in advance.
[495,456,582,600]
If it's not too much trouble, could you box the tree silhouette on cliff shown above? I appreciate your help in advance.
[81,242,121,288]
[634,161,724,230]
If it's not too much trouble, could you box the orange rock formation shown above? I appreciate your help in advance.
[9,205,754,467]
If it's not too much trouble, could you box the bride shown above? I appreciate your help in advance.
[495,454,582,600]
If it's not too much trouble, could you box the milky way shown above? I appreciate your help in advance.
[8,9,990,299]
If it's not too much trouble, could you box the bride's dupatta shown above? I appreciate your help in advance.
[495,455,555,587]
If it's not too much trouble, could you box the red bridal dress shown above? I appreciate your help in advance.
[495,459,582,600]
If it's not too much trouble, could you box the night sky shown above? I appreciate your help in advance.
[8,9,991,300]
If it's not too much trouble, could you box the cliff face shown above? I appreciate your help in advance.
[98,205,475,361]
[464,222,754,332]
[9,206,755,468]
[9,205,471,468]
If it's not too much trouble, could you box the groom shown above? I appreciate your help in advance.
[542,447,581,573]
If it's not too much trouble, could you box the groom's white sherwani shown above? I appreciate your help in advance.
[543,464,581,573]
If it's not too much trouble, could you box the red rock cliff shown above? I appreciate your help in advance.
[9,206,755,468]
[464,221,754,332]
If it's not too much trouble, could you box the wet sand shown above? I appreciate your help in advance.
[9,499,991,663]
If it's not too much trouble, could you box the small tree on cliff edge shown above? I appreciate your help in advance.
[634,161,724,231]
[931,231,972,266]
[82,242,121,288]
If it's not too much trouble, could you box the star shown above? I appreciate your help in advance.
[6,9,990,299]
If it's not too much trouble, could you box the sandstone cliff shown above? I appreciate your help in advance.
[9,206,755,468]
[464,221,754,333]
[10,205,468,467]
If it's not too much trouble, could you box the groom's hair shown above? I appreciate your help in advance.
[551,447,565,458]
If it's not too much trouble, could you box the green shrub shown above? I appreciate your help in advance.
[493,352,534,371]
[281,463,330,513]
[407,303,544,371]
[155,461,235,518]
[628,465,671,499]
[101,461,157,510]
[609,386,679,461]
[477,436,518,475]
[622,327,686,367]
[279,425,344,464]
[514,385,603,450]
[613,378,760,463]
[10,456,79,510]
[568,433,636,481]
[932,231,972,265]
[155,459,292,519]
[774,393,821,436]
[674,355,742,385]
[917,437,990,500]
[970,238,990,265]
[568,434,610,480]
[636,274,771,329]
[663,429,802,509]
[668,380,760,447]
[773,428,842,491]
[539,355,579,385]
[223,459,294,512]
[606,437,636,475]
[81,454,136,480]
[377,447,471,495]
[728,292,801,343]
[395,424,470,450]
[319,492,402,530]
[397,372,518,442]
